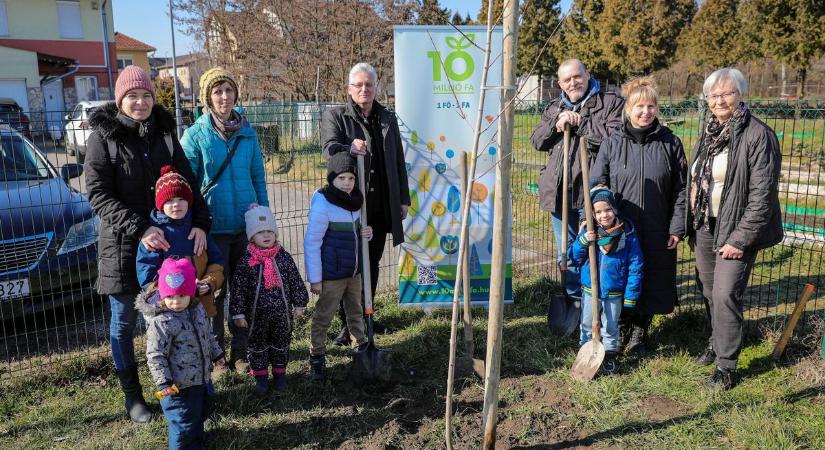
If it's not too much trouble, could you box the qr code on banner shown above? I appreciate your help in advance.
[417,265,438,285]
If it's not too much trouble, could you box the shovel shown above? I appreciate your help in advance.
[548,125,580,336]
[570,135,605,382]
[352,155,392,383]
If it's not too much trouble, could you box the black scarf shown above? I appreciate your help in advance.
[319,184,363,212]
[690,103,747,230]
[117,112,154,140]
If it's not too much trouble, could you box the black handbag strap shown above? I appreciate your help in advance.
[201,137,242,196]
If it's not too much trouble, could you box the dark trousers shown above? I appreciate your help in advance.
[160,384,213,450]
[212,233,249,359]
[694,219,757,370]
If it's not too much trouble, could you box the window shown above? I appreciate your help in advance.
[0,1,8,36]
[75,76,98,102]
[117,57,134,70]
[56,0,82,39]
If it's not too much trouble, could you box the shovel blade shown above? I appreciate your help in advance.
[548,294,581,336]
[570,340,605,382]
[352,343,392,383]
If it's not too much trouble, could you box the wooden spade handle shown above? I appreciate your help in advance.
[560,125,571,271]
[772,283,816,360]
[578,135,600,341]
[356,155,374,314]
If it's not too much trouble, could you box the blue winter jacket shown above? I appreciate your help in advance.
[181,112,269,235]
[568,220,644,306]
[136,210,224,288]
[303,191,362,283]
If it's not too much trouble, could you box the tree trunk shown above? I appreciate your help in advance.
[796,67,807,99]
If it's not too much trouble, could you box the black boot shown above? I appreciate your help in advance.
[116,366,153,424]
[332,328,351,347]
[695,341,716,366]
[624,324,647,354]
[602,352,619,375]
[309,354,326,382]
[706,366,737,390]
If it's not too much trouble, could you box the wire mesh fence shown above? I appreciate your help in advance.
[0,99,823,380]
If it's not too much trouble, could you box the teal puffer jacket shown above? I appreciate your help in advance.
[181,113,269,235]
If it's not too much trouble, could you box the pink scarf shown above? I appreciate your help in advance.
[247,243,282,289]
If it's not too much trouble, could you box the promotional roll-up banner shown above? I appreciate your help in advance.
[393,25,513,307]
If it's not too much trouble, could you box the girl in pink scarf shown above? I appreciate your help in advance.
[229,204,309,395]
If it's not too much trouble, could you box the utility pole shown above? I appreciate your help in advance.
[169,0,183,137]
[100,0,114,100]
[481,0,517,447]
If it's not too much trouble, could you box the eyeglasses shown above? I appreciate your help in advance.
[707,91,739,103]
[349,82,375,90]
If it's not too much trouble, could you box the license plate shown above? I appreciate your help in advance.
[0,278,30,300]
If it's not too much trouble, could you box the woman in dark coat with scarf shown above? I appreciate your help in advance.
[590,76,688,354]
[687,68,782,390]
[84,65,211,423]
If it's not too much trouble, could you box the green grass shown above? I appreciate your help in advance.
[1,276,824,448]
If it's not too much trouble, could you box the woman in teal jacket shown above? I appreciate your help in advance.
[181,67,269,372]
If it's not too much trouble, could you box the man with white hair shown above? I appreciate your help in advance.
[320,62,410,343]
[530,59,624,335]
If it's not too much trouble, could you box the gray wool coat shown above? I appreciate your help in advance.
[320,100,410,244]
[136,289,223,390]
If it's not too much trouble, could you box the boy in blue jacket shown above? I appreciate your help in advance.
[304,153,373,382]
[136,165,225,320]
[569,187,643,374]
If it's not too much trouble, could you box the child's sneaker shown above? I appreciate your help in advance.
[309,354,326,382]
[602,352,619,375]
[254,375,269,396]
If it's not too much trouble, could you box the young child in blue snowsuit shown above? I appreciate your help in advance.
[569,187,643,374]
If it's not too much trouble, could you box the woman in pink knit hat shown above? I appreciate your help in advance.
[83,65,214,424]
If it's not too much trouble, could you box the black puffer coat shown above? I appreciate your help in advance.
[85,103,211,295]
[590,120,688,315]
[686,109,783,252]
[530,91,624,212]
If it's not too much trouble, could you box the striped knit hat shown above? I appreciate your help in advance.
[155,165,193,211]
[198,67,239,109]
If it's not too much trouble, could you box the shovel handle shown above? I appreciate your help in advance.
[578,135,601,342]
[356,155,374,314]
[560,125,570,272]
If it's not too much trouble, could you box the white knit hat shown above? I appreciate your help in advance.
[245,203,278,240]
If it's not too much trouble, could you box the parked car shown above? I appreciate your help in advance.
[64,100,108,164]
[0,98,32,138]
[0,125,98,319]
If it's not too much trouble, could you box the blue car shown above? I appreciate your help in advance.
[0,125,98,319]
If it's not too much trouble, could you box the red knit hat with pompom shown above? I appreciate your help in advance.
[155,165,193,211]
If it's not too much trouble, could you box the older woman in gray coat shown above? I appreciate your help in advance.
[688,68,783,389]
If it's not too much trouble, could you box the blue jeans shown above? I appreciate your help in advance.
[109,293,138,371]
[551,209,582,299]
[579,292,622,352]
[160,384,213,450]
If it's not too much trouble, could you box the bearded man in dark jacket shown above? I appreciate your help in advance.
[530,59,624,311]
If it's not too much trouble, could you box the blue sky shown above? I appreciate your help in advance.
[114,0,571,57]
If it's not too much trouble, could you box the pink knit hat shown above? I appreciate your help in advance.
[157,257,197,299]
[115,65,156,108]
